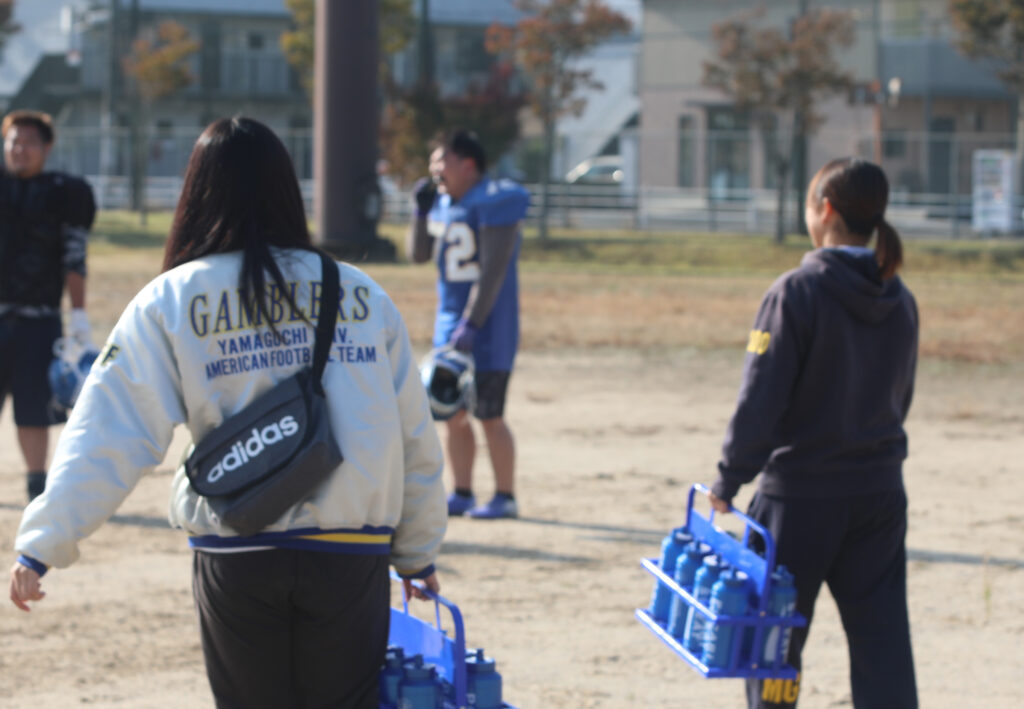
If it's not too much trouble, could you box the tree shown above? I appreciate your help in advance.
[123,20,198,101]
[486,0,631,242]
[703,7,855,244]
[122,19,199,224]
[381,62,525,185]
[949,1,1024,173]
[380,85,445,186]
[443,62,525,171]
[281,0,415,96]
[0,0,20,64]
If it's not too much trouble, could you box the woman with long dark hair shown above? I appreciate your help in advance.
[10,117,447,708]
[709,158,919,709]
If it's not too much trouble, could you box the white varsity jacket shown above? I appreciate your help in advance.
[15,249,446,577]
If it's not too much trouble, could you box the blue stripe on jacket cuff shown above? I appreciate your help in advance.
[17,555,48,577]
[397,564,435,580]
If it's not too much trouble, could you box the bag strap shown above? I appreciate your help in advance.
[311,252,340,396]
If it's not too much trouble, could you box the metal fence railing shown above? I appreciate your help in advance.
[45,125,1024,239]
[80,176,1007,240]
[381,184,1004,239]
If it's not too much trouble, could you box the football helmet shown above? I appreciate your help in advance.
[48,338,100,413]
[420,346,475,421]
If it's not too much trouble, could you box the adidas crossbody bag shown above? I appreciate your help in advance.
[184,252,343,536]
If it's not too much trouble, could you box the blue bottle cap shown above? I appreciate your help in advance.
[403,657,437,681]
[702,554,726,569]
[719,568,747,585]
[774,565,793,584]
[672,527,693,544]
[684,541,710,556]
[466,648,496,673]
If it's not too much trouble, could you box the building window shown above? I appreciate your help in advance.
[200,22,222,91]
[890,0,922,38]
[677,115,694,187]
[434,27,493,95]
[761,113,778,189]
[706,107,751,199]
[883,131,907,158]
[455,28,490,74]
[248,32,265,51]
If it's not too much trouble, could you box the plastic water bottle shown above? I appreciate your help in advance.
[648,526,693,622]
[666,541,710,637]
[465,648,503,708]
[380,646,405,706]
[439,678,455,708]
[682,555,726,655]
[399,655,441,709]
[761,565,797,666]
[701,569,750,668]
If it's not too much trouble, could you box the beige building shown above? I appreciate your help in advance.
[638,0,1014,204]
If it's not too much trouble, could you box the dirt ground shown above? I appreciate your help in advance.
[2,258,1023,707]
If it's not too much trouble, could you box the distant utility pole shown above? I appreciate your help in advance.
[792,0,810,235]
[313,0,394,261]
[98,0,121,207]
[872,0,883,166]
[417,0,435,88]
[128,0,145,222]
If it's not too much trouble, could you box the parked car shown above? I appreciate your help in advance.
[561,155,634,211]
[565,155,624,185]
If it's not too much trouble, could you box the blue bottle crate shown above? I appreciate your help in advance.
[386,572,517,709]
[635,483,807,680]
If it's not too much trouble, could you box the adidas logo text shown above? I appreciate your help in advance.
[206,415,300,483]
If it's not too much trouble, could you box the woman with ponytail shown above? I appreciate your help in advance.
[708,158,919,708]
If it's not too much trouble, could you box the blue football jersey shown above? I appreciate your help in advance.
[427,177,530,371]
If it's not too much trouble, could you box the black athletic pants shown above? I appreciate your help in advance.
[192,549,390,709]
[745,489,918,709]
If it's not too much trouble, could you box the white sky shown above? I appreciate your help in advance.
[0,0,85,96]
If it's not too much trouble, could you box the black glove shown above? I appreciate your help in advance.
[413,177,437,217]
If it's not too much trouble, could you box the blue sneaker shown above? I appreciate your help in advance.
[467,495,518,520]
[447,492,476,517]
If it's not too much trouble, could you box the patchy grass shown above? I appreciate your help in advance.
[380,222,1024,276]
[86,214,1024,364]
[91,210,174,250]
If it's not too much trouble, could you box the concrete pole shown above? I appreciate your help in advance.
[872,0,883,166]
[313,0,394,261]
[792,0,810,236]
[417,0,435,88]
[98,0,121,208]
[128,0,146,223]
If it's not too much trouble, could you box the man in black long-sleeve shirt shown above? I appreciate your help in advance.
[1,110,96,501]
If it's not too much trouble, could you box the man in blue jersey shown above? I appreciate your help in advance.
[407,130,530,519]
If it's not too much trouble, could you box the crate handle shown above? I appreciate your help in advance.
[389,570,468,706]
[687,483,777,602]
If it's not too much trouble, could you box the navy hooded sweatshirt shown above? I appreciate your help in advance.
[712,247,919,501]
